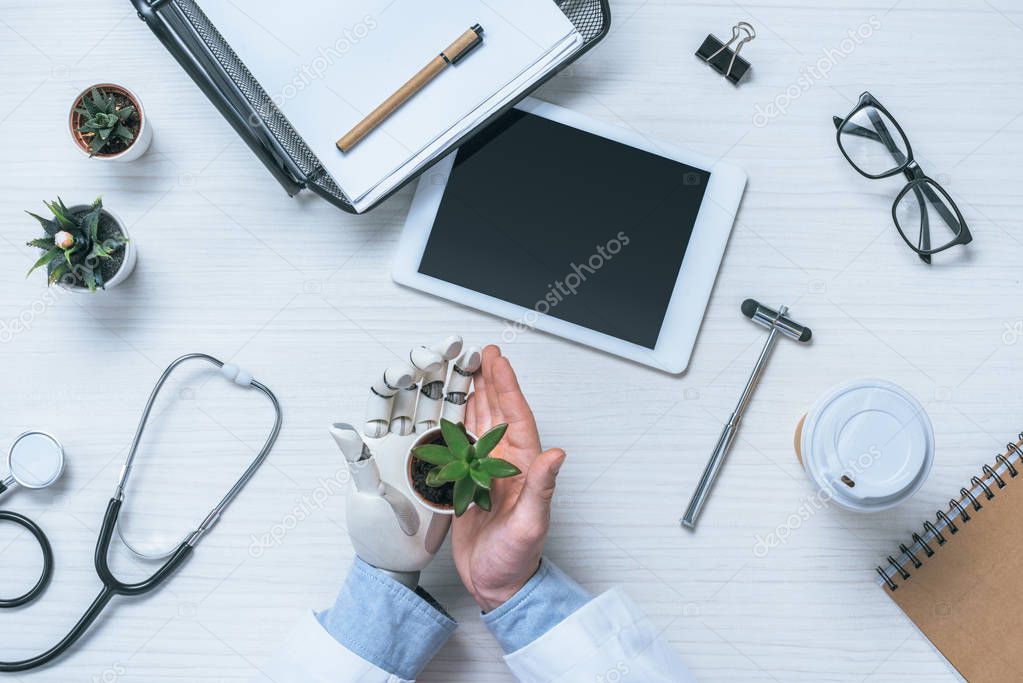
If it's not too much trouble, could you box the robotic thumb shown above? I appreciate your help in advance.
[330,423,383,495]
[379,483,420,536]
[330,424,420,536]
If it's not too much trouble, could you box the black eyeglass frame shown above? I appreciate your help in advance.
[833,92,973,261]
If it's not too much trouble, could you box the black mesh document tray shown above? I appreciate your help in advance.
[130,0,610,213]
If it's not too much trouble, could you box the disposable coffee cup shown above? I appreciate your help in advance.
[794,379,934,512]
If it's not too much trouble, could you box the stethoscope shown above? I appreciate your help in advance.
[0,353,282,673]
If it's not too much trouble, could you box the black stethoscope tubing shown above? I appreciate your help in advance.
[0,510,54,609]
[0,496,194,670]
[0,353,281,673]
[0,499,194,672]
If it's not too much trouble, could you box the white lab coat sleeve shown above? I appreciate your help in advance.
[263,558,456,682]
[263,609,410,683]
[503,588,696,683]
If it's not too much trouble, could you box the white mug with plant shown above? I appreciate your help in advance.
[412,419,519,516]
[26,197,137,291]
[69,84,152,161]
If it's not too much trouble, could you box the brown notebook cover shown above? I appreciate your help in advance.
[878,436,1023,683]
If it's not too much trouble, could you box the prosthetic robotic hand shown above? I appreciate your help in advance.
[330,336,481,590]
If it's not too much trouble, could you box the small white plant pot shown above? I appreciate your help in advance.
[69,84,153,162]
[57,206,137,292]
[404,426,479,516]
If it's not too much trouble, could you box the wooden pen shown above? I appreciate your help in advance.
[336,24,485,154]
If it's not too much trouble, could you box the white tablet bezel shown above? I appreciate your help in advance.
[393,98,747,374]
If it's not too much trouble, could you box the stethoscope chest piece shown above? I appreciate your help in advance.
[5,432,65,491]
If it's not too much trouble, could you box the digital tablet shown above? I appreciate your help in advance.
[393,98,747,373]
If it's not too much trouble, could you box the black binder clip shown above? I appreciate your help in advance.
[696,22,755,85]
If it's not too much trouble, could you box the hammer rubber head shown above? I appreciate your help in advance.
[742,299,812,342]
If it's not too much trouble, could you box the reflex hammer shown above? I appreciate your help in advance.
[681,299,812,529]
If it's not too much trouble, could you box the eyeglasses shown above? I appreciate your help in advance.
[833,92,972,264]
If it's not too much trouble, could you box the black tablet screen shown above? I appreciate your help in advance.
[418,109,711,349]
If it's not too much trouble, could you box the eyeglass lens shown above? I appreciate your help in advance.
[838,105,909,177]
[894,180,963,254]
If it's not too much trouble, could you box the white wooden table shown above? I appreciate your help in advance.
[1,1,1020,680]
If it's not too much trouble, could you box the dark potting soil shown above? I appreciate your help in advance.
[95,214,127,282]
[78,90,141,156]
[410,455,454,507]
[54,211,126,288]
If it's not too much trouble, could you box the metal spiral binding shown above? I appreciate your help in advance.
[982,464,1005,488]
[899,543,921,568]
[876,435,1023,591]
[922,520,945,545]
[935,510,957,534]
[887,555,909,580]
[1006,441,1023,470]
[971,476,995,500]
[950,496,971,521]
[995,452,1017,477]
[876,566,898,590]
[911,532,934,557]
[960,487,983,511]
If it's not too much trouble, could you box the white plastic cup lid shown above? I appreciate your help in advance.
[8,431,65,489]
[800,380,933,512]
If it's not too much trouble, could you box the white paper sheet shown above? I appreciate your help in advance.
[197,0,580,207]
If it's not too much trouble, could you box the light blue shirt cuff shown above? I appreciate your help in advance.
[316,558,457,680]
[481,557,592,654]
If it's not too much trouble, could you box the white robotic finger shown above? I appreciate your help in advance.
[388,385,419,436]
[409,345,445,376]
[441,346,481,424]
[414,335,464,432]
[390,344,445,435]
[366,365,416,438]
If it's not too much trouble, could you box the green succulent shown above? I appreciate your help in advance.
[412,418,520,516]
[26,197,127,291]
[75,88,136,156]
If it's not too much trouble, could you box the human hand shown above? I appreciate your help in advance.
[453,345,566,611]
[331,335,481,589]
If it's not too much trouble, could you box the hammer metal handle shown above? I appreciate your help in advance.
[681,421,738,528]
[681,306,787,529]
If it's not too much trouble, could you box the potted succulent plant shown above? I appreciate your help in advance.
[69,85,152,161]
[408,418,520,516]
[26,197,137,291]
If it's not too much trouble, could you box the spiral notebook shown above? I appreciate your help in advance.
[877,431,1023,683]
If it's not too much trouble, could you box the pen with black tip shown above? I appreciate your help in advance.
[336,24,485,153]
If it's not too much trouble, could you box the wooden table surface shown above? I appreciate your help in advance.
[1,1,1020,680]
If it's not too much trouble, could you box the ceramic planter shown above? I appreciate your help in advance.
[58,205,137,291]
[69,84,153,162]
[404,426,479,515]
